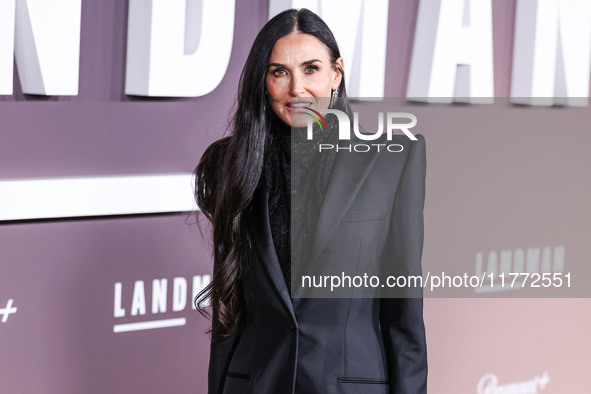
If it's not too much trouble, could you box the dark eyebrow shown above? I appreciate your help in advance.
[267,59,322,68]
[302,59,322,66]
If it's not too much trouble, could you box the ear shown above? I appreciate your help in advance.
[332,57,344,90]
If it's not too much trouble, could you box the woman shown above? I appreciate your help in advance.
[195,8,427,394]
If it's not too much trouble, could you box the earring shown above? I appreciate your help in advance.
[330,87,339,108]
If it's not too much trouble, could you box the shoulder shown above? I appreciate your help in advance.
[198,136,231,180]
[370,133,425,166]
[202,136,231,167]
[394,133,425,178]
[369,133,426,196]
[194,136,231,214]
[404,133,426,164]
[387,133,425,154]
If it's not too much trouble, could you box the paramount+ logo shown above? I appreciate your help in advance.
[304,108,418,153]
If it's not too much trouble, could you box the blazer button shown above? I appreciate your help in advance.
[287,319,296,331]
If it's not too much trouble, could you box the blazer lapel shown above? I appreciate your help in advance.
[305,146,381,268]
[245,144,380,310]
[246,181,296,320]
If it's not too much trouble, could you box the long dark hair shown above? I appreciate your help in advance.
[194,8,348,340]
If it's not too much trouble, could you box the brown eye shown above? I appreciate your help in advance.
[273,69,287,77]
[305,65,319,74]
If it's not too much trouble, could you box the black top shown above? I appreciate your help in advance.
[263,122,337,295]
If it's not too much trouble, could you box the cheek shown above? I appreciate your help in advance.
[266,78,288,102]
[310,72,335,96]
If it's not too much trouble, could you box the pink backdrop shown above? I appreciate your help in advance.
[1,1,589,393]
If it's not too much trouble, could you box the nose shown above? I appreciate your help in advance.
[289,72,305,97]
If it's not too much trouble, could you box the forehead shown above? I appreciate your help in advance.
[268,33,331,63]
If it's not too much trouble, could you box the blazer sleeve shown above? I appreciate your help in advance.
[208,315,244,394]
[379,134,428,394]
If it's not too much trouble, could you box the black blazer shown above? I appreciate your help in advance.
[208,134,427,394]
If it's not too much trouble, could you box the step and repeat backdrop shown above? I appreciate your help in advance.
[1,1,590,393]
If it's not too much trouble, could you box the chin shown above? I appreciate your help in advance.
[289,113,310,128]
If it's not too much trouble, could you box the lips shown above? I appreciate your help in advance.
[286,99,314,112]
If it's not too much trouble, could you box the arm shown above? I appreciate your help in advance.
[379,134,427,394]
[208,314,244,394]
[198,137,244,394]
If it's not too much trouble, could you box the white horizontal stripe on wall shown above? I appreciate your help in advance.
[0,173,197,221]
[113,318,187,333]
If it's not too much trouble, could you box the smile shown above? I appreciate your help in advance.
[286,100,314,112]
